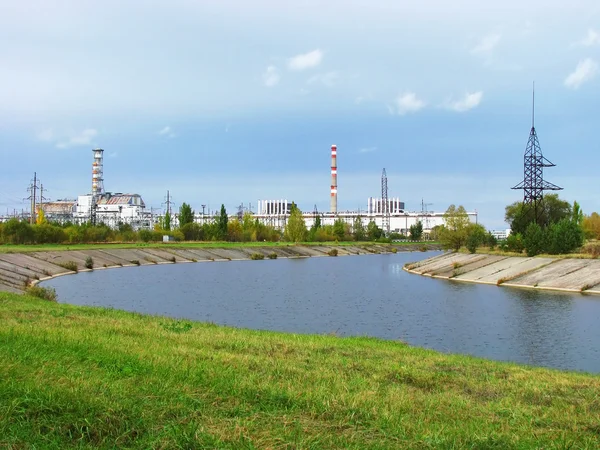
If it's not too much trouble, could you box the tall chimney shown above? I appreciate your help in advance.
[330,144,337,213]
[91,148,105,198]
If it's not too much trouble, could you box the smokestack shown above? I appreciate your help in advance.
[330,144,337,213]
[92,148,104,198]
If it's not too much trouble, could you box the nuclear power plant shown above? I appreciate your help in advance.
[7,143,477,234]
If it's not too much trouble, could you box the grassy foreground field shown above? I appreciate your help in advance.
[1,293,599,449]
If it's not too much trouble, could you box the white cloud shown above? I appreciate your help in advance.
[395,92,426,115]
[444,91,483,112]
[262,65,280,87]
[564,58,599,89]
[56,128,98,149]
[158,126,176,138]
[358,147,377,153]
[288,49,323,71]
[578,29,600,46]
[307,71,339,87]
[471,33,501,56]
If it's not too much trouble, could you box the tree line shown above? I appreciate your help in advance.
[0,203,419,245]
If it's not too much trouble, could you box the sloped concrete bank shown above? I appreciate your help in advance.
[404,252,600,295]
[0,244,441,293]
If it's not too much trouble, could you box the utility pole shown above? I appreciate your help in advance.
[25,172,40,224]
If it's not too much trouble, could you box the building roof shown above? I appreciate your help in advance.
[97,194,145,208]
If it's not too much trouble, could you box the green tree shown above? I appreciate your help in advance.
[439,205,470,250]
[505,194,572,234]
[178,203,194,227]
[181,222,201,241]
[546,219,584,255]
[284,204,307,242]
[353,216,366,241]
[409,221,423,241]
[366,220,382,241]
[218,204,228,240]
[523,222,545,257]
[583,212,600,239]
[333,218,346,241]
[2,219,34,244]
[464,223,487,254]
[572,201,583,226]
[163,211,172,231]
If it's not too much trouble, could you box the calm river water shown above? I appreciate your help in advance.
[43,251,600,373]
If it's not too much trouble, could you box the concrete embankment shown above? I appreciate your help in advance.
[0,243,439,293]
[404,252,600,295]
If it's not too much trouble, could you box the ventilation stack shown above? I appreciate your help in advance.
[92,148,105,198]
[330,144,337,213]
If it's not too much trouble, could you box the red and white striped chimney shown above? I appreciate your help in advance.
[330,144,337,213]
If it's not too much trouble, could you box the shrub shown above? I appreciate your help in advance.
[130,260,140,266]
[84,256,94,270]
[546,219,584,255]
[138,229,153,242]
[391,247,397,253]
[582,242,600,258]
[168,256,176,263]
[523,223,545,257]
[26,285,58,302]
[327,248,338,257]
[268,252,278,259]
[505,233,524,253]
[58,261,78,272]
[250,253,265,260]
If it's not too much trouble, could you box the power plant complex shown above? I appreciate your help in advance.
[6,144,477,235]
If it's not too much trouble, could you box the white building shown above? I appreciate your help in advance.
[252,198,477,235]
[73,193,152,229]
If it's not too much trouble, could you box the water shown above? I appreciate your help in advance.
[42,251,600,373]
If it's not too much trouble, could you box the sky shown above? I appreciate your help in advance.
[1,0,599,229]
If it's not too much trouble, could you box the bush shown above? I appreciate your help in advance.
[391,247,398,253]
[546,219,584,255]
[523,223,545,257]
[327,248,338,257]
[268,252,278,259]
[505,233,524,253]
[58,261,78,272]
[26,285,58,302]
[582,242,600,258]
[138,229,153,242]
[130,260,140,266]
[250,253,265,260]
[84,256,94,270]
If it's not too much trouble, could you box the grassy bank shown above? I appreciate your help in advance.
[2,293,598,449]
[0,240,438,254]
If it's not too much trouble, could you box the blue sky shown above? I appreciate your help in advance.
[1,0,599,229]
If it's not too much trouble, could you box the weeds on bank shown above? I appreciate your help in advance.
[25,285,57,301]
[57,261,78,272]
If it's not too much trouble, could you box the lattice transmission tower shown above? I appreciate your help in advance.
[381,168,390,235]
[512,85,562,226]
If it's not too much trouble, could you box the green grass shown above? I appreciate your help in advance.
[1,293,599,448]
[0,241,439,254]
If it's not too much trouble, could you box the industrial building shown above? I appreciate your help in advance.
[11,143,478,234]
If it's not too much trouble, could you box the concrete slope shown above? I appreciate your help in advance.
[405,253,600,295]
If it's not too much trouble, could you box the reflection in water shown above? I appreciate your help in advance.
[43,251,600,373]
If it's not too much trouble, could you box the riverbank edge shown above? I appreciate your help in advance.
[0,243,442,293]
[403,252,600,296]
